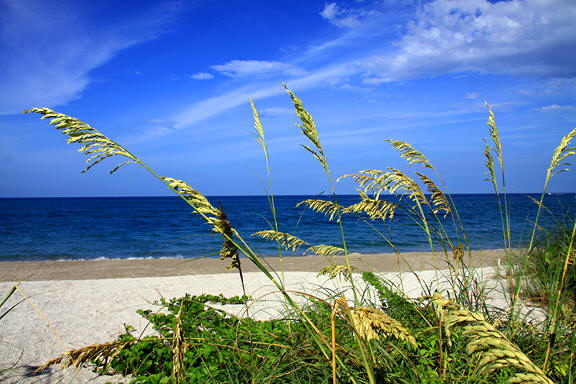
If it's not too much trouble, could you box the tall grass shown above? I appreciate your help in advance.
[22,90,576,383]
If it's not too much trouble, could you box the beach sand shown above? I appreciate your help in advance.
[0,249,505,282]
[0,250,507,383]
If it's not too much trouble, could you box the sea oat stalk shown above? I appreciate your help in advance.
[284,85,359,303]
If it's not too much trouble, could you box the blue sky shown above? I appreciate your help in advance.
[0,0,575,197]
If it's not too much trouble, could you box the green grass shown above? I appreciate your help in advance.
[22,88,576,383]
[514,217,576,311]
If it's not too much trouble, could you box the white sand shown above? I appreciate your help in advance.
[0,268,504,384]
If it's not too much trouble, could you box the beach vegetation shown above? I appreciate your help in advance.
[0,284,23,381]
[509,214,576,312]
[0,285,18,322]
[23,88,576,383]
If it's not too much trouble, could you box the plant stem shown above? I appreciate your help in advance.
[543,214,576,370]
[327,171,359,304]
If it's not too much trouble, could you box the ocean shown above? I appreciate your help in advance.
[0,194,574,262]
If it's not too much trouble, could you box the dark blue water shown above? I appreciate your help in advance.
[0,194,574,261]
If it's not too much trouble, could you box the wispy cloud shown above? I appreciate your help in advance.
[210,60,306,78]
[190,72,214,80]
[128,85,285,142]
[258,107,293,117]
[320,3,373,29]
[537,104,575,112]
[0,0,183,115]
[167,62,355,132]
[170,86,280,132]
[147,0,576,137]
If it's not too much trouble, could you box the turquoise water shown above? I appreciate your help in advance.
[0,194,574,261]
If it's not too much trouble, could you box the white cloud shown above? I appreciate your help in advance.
[158,62,353,133]
[210,60,306,78]
[143,0,576,138]
[361,0,576,81]
[537,104,575,112]
[321,3,361,28]
[190,72,215,80]
[362,76,390,85]
[320,2,375,29]
[258,107,293,117]
[147,118,176,129]
[544,78,576,95]
[0,0,182,115]
[170,86,281,131]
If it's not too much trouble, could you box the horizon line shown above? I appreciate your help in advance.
[1,192,574,199]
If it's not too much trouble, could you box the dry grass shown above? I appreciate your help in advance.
[430,292,555,384]
[172,301,186,384]
[349,306,417,347]
[317,264,357,282]
[36,340,136,372]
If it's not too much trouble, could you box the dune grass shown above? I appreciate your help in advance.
[17,88,576,383]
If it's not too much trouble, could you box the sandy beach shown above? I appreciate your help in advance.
[0,250,507,383]
[0,249,505,282]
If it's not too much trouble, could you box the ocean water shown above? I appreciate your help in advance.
[0,194,574,262]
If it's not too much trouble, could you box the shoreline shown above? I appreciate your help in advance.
[0,249,508,282]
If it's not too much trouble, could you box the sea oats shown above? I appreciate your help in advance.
[385,139,433,169]
[486,103,504,170]
[452,242,465,262]
[348,307,417,347]
[483,139,498,193]
[338,169,388,199]
[250,97,267,156]
[172,302,186,384]
[252,230,310,252]
[297,199,345,222]
[430,293,554,384]
[284,85,328,171]
[318,264,357,281]
[427,291,462,343]
[343,191,399,221]
[548,127,576,177]
[252,230,344,257]
[415,172,451,217]
[24,108,138,174]
[305,244,346,257]
[508,372,556,384]
[383,168,426,203]
[163,177,240,271]
[37,340,136,371]
[340,168,426,204]
[162,177,220,223]
[214,206,241,270]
